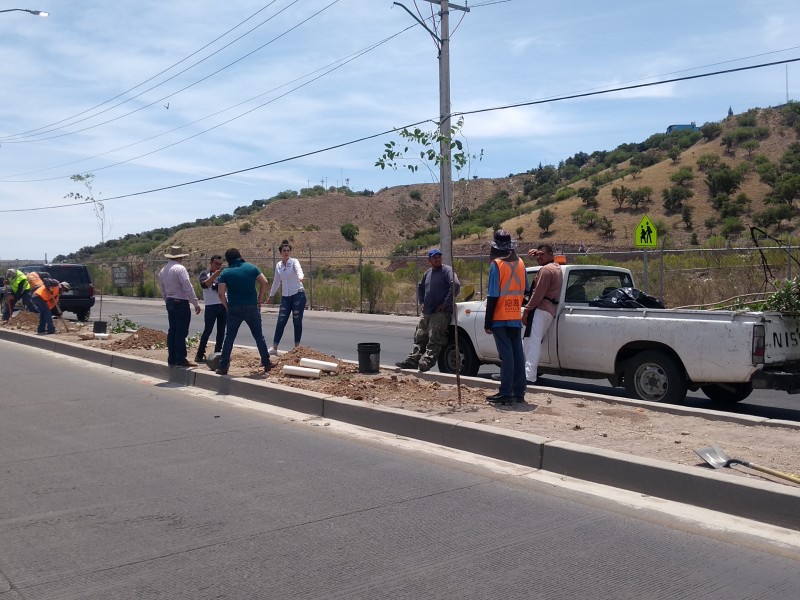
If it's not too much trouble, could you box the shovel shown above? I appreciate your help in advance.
[694,445,800,485]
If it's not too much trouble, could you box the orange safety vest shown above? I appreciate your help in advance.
[28,273,58,308]
[27,271,44,291]
[492,257,526,321]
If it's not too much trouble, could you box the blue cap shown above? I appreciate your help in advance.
[427,248,443,258]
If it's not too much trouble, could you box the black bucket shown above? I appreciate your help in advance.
[93,321,108,334]
[357,342,381,374]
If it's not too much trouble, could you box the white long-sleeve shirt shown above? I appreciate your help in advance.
[269,257,305,297]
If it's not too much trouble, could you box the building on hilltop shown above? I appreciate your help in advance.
[666,121,700,134]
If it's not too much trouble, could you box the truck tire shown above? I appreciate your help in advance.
[701,383,753,403]
[624,350,687,404]
[76,309,90,322]
[438,333,480,376]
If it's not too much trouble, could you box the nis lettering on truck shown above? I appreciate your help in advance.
[772,330,800,348]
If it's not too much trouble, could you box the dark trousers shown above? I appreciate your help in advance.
[196,303,226,358]
[219,304,271,369]
[3,290,38,321]
[492,326,527,397]
[273,290,306,346]
[165,298,192,366]
[31,295,55,334]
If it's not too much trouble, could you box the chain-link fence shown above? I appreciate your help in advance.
[5,245,797,314]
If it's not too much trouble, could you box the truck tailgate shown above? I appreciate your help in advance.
[763,313,800,364]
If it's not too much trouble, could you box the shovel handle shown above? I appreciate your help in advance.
[748,463,800,485]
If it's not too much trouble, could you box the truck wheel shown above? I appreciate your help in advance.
[624,351,687,404]
[438,333,480,376]
[701,383,753,403]
[76,309,90,322]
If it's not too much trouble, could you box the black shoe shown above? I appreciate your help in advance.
[264,362,273,372]
[215,368,228,375]
[417,363,432,373]
[490,373,501,381]
[514,396,526,404]
[486,393,515,404]
[194,354,205,363]
[395,360,417,369]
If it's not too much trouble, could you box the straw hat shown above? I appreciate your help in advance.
[164,245,189,259]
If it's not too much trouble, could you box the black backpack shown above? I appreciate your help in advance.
[589,287,665,309]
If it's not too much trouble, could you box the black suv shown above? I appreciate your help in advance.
[20,264,95,321]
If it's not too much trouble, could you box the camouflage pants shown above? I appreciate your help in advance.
[404,311,450,369]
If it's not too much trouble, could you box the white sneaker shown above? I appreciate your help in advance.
[268,347,278,356]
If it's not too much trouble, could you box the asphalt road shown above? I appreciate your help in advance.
[95,297,800,422]
[1,341,798,599]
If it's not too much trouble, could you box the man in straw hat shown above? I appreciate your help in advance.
[483,229,527,405]
[159,245,201,367]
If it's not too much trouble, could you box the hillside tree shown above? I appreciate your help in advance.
[537,208,555,233]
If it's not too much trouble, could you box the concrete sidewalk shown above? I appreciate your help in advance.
[2,327,798,531]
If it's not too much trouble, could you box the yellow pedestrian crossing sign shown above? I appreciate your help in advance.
[635,215,657,248]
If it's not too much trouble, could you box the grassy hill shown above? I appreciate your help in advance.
[61,103,800,264]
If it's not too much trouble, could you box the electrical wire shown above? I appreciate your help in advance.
[0,26,416,182]
[1,55,797,214]
[454,56,800,119]
[1,0,331,144]
[0,0,291,141]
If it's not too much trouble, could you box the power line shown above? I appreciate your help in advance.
[0,0,288,141]
[0,0,341,144]
[1,54,797,214]
[456,56,800,118]
[0,26,415,182]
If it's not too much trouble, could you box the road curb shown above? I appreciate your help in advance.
[2,328,798,530]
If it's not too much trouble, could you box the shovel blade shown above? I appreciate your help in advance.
[694,445,732,469]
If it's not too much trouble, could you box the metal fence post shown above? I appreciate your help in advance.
[642,249,649,293]
[659,247,665,301]
[307,245,313,310]
[359,246,363,313]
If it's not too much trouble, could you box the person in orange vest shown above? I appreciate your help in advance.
[27,271,64,334]
[483,229,527,404]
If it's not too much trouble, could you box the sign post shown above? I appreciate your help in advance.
[635,215,657,293]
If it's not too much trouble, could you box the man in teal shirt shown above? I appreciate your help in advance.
[215,248,272,375]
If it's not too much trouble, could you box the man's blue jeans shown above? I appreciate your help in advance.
[31,295,55,334]
[219,304,271,369]
[492,326,527,397]
[273,290,306,346]
[165,298,191,365]
[196,303,227,358]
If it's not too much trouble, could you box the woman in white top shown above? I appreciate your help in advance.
[268,240,306,354]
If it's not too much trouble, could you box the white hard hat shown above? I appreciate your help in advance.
[60,281,71,290]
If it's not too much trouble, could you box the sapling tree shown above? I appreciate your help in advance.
[65,173,110,322]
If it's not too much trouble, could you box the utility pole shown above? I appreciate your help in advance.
[395,0,469,266]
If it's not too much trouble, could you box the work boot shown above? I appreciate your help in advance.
[194,351,205,363]
[417,362,432,373]
[215,367,228,375]
[395,360,418,369]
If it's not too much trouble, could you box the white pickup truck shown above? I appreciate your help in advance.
[438,264,800,404]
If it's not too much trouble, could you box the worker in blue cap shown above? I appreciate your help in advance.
[395,248,460,372]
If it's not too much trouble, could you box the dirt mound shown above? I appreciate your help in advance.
[0,311,41,330]
[112,327,167,350]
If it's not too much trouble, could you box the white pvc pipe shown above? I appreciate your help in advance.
[282,365,321,379]
[299,357,339,372]
[94,333,110,340]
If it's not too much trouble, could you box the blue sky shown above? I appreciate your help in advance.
[1,0,799,260]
